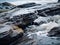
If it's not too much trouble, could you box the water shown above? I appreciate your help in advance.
[15,15,60,45]
[0,0,60,45]
[0,0,58,5]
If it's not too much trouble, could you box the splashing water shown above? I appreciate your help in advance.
[15,15,60,45]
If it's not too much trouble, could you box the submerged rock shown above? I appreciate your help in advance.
[47,27,60,37]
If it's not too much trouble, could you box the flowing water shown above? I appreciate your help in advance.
[15,15,60,45]
[0,1,60,45]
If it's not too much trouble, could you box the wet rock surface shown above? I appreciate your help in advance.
[0,2,16,13]
[48,27,60,37]
[0,25,24,45]
[0,2,60,45]
[16,3,41,8]
[10,13,38,29]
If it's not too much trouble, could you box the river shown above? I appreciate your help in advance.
[14,15,60,45]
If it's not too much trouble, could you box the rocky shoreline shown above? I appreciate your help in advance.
[0,2,60,45]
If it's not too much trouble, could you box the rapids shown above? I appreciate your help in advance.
[15,15,60,45]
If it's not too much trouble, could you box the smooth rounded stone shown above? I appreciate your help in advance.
[47,27,60,37]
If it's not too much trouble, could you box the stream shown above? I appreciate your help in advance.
[15,15,60,45]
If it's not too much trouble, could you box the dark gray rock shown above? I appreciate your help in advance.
[0,25,23,45]
[35,3,60,17]
[58,0,60,2]
[47,27,60,37]
[0,30,23,45]
[16,3,41,8]
[10,13,38,28]
[37,7,60,16]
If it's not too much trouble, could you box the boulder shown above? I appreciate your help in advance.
[0,25,24,45]
[0,2,16,13]
[35,3,60,16]
[16,3,41,8]
[58,0,60,2]
[47,27,60,37]
[10,13,38,28]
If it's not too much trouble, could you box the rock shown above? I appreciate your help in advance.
[0,25,24,45]
[10,13,38,28]
[36,10,47,17]
[58,0,60,2]
[0,25,13,45]
[0,25,13,38]
[0,2,15,6]
[0,2,16,13]
[35,3,60,16]
[16,3,41,8]
[11,25,24,33]
[47,27,60,37]
[38,7,60,16]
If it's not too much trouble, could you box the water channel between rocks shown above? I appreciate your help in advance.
[15,15,60,45]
